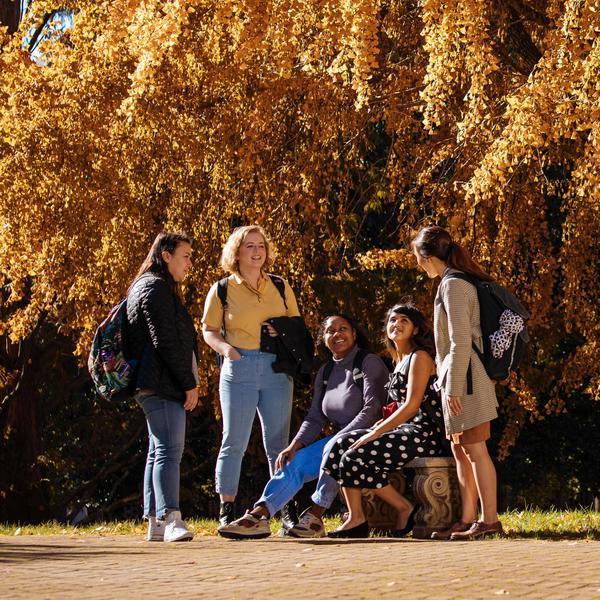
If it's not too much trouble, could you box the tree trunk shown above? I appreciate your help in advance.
[0,331,50,523]
[0,0,22,34]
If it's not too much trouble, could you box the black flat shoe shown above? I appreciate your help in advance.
[327,521,370,539]
[392,505,418,537]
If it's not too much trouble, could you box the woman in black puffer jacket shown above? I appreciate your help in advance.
[127,231,198,543]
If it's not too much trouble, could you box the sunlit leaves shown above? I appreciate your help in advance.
[1,0,599,457]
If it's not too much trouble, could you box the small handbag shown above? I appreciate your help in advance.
[381,400,399,419]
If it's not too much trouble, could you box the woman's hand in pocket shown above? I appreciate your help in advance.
[224,346,241,361]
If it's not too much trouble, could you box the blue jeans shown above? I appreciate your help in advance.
[138,394,186,519]
[216,349,293,497]
[255,435,340,516]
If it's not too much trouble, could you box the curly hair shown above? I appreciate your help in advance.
[220,225,276,274]
[317,313,371,355]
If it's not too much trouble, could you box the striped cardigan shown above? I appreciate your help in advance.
[433,268,498,435]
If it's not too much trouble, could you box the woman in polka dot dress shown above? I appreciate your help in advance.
[323,303,445,538]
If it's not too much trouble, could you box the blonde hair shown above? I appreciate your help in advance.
[220,225,275,273]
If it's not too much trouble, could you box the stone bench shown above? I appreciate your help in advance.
[360,456,460,539]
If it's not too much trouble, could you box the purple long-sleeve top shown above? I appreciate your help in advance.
[293,345,389,447]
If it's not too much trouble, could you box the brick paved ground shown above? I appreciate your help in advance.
[1,534,599,599]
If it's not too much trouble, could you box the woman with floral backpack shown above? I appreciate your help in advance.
[127,231,198,543]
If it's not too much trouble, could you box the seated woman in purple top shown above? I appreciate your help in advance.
[217,314,389,539]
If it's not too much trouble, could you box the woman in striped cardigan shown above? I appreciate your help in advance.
[412,226,503,541]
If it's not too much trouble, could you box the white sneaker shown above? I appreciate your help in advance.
[147,516,164,542]
[287,510,326,538]
[163,511,194,542]
[217,511,271,540]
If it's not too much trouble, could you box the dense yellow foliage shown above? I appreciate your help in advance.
[1,0,599,457]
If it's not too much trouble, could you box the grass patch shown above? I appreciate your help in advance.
[501,508,600,540]
[1,510,598,539]
[0,517,341,537]
[0,520,144,537]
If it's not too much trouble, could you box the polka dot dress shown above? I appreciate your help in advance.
[323,353,445,489]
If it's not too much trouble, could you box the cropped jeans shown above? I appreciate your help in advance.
[255,435,340,517]
[137,394,186,519]
[216,349,293,497]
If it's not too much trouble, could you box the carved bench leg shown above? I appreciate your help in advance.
[361,471,406,530]
[355,458,460,536]
[411,460,461,539]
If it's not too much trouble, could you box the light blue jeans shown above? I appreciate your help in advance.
[255,435,340,516]
[217,349,293,497]
[137,394,186,519]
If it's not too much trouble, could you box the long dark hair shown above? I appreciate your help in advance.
[411,225,492,281]
[383,302,436,363]
[130,231,192,289]
[317,313,371,355]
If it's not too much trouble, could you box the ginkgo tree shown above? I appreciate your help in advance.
[0,0,598,519]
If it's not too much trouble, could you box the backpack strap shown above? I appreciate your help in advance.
[217,276,229,336]
[466,361,473,396]
[321,359,335,388]
[351,348,369,393]
[267,274,288,310]
[318,359,335,405]
[217,276,229,308]
[319,348,369,407]
[217,274,287,337]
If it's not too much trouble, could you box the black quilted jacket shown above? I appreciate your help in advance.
[126,272,198,403]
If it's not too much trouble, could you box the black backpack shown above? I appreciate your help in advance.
[444,272,530,382]
[215,274,288,365]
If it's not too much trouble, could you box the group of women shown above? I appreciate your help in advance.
[125,224,503,543]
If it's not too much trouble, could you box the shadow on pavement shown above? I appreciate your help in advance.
[0,541,149,563]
